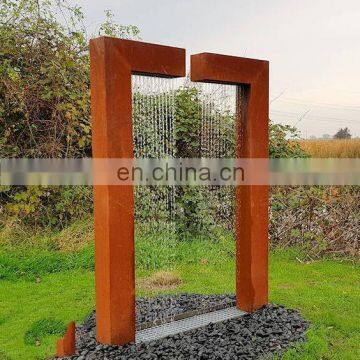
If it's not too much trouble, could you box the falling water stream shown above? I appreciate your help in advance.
[131,75,237,225]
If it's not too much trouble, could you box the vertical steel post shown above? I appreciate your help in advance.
[90,37,185,344]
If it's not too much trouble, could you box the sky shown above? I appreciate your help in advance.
[71,0,360,138]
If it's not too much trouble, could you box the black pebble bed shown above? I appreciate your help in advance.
[60,294,309,360]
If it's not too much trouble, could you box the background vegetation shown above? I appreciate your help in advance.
[0,0,358,256]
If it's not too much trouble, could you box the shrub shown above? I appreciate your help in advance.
[1,186,93,229]
[0,0,138,229]
[270,186,359,258]
[269,123,308,158]
[0,0,139,158]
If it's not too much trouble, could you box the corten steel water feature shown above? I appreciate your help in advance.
[191,53,269,311]
[79,38,269,350]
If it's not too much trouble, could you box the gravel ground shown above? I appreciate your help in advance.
[60,294,309,359]
[82,294,236,331]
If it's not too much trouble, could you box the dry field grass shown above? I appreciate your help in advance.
[297,138,360,158]
[137,271,182,292]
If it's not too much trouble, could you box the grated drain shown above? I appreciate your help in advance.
[136,306,246,343]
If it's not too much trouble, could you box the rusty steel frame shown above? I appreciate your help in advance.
[191,53,269,312]
[88,38,268,347]
[89,37,185,345]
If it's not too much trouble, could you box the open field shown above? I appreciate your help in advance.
[297,139,360,158]
[0,221,359,359]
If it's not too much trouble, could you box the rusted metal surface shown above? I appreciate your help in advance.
[89,37,185,345]
[56,322,76,357]
[191,53,269,312]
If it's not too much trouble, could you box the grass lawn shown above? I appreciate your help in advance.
[0,226,359,359]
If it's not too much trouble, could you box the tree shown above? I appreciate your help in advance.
[0,0,139,158]
[334,127,351,139]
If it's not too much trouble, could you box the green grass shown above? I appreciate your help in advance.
[0,245,94,281]
[0,224,359,359]
[24,319,66,346]
[0,270,94,359]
